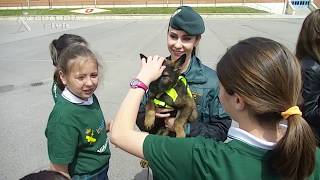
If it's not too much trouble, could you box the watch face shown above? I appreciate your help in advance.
[130,78,148,92]
[130,79,139,87]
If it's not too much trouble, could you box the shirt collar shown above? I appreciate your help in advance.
[182,55,207,84]
[227,127,276,150]
[62,88,93,105]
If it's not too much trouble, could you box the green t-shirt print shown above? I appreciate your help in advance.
[46,95,110,176]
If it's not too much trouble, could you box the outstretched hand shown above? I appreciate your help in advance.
[136,55,166,86]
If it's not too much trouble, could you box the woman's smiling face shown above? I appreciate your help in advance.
[167,27,200,61]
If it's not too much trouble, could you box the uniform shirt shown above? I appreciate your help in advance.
[46,88,110,176]
[143,127,320,180]
[51,81,62,103]
[137,55,231,141]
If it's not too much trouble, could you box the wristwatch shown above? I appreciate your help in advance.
[130,78,148,92]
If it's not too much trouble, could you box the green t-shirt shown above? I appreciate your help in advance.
[51,81,62,103]
[143,135,320,180]
[45,94,110,176]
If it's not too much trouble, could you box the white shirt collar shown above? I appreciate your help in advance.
[62,88,93,105]
[227,127,276,150]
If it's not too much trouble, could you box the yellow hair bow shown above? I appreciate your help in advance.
[281,106,302,119]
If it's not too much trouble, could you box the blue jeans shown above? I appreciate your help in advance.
[72,165,108,180]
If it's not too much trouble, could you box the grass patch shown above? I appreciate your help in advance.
[0,9,77,16]
[0,7,266,16]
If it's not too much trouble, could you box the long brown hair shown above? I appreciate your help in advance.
[217,37,316,180]
[296,9,320,63]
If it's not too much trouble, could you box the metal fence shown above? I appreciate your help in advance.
[0,0,283,8]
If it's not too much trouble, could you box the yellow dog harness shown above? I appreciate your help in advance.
[153,76,192,108]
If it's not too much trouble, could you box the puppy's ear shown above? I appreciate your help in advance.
[174,54,186,71]
[140,54,148,62]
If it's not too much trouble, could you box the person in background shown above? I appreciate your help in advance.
[111,37,320,180]
[296,9,320,140]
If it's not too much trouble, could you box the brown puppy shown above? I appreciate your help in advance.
[140,54,197,137]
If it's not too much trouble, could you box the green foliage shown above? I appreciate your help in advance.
[0,7,266,16]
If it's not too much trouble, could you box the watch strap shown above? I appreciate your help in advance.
[130,78,148,92]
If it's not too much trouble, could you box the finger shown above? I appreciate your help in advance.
[160,65,166,72]
[147,55,153,63]
[155,113,171,118]
[156,108,174,113]
[157,56,165,65]
[153,55,159,61]
[141,56,147,66]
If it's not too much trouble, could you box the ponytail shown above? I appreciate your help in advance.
[49,34,88,67]
[50,39,64,90]
[271,115,316,180]
[53,69,65,91]
[49,39,59,66]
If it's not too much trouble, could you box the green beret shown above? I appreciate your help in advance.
[169,6,205,36]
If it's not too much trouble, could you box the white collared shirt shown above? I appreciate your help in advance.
[62,88,93,106]
[227,127,278,150]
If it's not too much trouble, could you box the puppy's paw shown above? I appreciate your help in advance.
[144,114,155,130]
[144,120,154,130]
[175,129,186,138]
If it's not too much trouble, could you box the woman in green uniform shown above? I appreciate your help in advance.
[111,37,320,180]
[136,6,231,140]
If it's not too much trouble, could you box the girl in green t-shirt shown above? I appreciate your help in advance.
[110,37,319,180]
[46,44,110,179]
[49,34,88,103]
